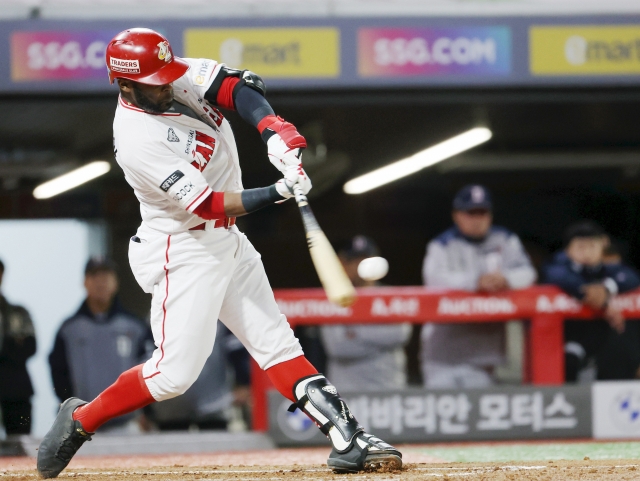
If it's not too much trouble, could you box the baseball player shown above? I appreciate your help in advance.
[37,28,401,478]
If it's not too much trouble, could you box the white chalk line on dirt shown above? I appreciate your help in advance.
[2,464,639,477]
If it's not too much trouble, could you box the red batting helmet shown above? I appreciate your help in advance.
[106,28,189,85]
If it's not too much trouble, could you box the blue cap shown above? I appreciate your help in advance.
[340,235,380,260]
[85,256,118,275]
[453,184,493,211]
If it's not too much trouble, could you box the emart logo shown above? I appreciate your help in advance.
[564,34,640,66]
[531,25,640,75]
[219,38,300,68]
[184,28,340,78]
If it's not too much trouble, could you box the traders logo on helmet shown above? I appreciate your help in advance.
[157,41,172,63]
[110,57,140,74]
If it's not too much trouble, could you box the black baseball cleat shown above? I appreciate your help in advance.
[37,398,93,479]
[327,432,402,473]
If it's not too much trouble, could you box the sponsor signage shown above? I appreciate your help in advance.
[358,27,511,77]
[183,28,340,78]
[592,381,640,439]
[275,286,640,323]
[437,296,517,316]
[269,384,591,445]
[11,30,116,82]
[109,57,140,74]
[6,18,640,91]
[277,298,352,318]
[530,25,640,75]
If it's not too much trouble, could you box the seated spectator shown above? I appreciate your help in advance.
[49,258,152,432]
[542,221,640,381]
[149,321,250,431]
[0,259,36,437]
[422,185,536,389]
[320,236,411,391]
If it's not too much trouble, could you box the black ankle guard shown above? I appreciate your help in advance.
[290,374,363,451]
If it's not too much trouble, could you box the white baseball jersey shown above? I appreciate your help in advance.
[114,58,242,234]
[118,57,304,402]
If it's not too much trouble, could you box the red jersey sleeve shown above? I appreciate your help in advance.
[215,77,241,110]
[193,191,226,220]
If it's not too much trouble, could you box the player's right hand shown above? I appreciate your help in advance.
[275,164,312,199]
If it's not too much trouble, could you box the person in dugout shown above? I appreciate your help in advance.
[542,221,640,381]
[49,258,152,432]
[320,236,411,391]
[0,259,36,439]
[421,185,537,388]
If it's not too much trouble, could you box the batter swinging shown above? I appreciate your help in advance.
[37,28,401,478]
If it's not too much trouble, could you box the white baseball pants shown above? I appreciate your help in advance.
[129,224,303,401]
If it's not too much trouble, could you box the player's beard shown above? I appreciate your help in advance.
[132,84,174,114]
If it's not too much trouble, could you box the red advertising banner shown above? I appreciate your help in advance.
[274,285,634,325]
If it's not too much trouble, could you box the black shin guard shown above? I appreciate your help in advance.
[288,374,363,452]
[289,374,402,473]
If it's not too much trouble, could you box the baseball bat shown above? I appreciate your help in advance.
[293,184,356,307]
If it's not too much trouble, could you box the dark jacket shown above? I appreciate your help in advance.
[542,252,640,298]
[0,295,36,400]
[49,298,151,404]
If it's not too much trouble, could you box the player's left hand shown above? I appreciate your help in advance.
[477,272,508,293]
[581,283,609,310]
[275,164,312,200]
[265,119,307,173]
[604,305,625,333]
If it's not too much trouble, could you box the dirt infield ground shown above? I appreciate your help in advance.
[2,461,640,481]
[1,446,640,480]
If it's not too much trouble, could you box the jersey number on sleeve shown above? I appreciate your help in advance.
[191,131,216,172]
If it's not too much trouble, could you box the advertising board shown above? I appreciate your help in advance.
[4,17,640,92]
[592,381,640,439]
[11,30,117,82]
[184,28,340,78]
[358,27,511,77]
[269,385,591,445]
[530,25,640,75]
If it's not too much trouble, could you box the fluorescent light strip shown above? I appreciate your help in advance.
[33,161,111,199]
[343,127,492,195]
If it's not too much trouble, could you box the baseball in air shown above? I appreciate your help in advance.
[357,257,389,281]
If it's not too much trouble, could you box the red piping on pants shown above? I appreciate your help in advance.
[156,235,171,369]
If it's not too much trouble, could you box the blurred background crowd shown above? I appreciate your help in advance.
[4,183,640,439]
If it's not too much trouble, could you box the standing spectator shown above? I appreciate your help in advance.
[0,259,36,436]
[422,185,536,388]
[542,221,640,381]
[49,258,151,431]
[320,236,411,391]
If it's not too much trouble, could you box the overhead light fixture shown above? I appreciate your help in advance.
[33,161,111,199]
[343,127,492,195]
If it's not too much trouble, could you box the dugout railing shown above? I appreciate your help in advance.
[250,285,640,431]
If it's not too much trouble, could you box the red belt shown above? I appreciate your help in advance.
[189,217,236,231]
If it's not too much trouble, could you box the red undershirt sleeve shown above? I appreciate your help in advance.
[192,191,226,220]
[216,77,241,110]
